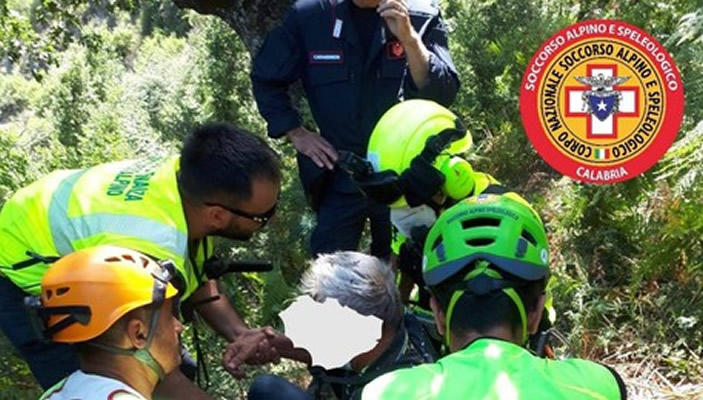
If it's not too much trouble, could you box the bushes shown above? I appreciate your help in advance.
[445,0,703,384]
[0,0,702,397]
[0,4,311,396]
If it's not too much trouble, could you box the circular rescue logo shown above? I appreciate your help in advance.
[520,20,684,184]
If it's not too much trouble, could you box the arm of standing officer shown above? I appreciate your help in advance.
[287,127,338,170]
[378,0,459,106]
[378,0,431,89]
[251,6,304,141]
[251,6,338,170]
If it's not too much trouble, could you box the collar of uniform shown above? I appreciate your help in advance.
[332,0,386,68]
[458,336,528,358]
[406,0,440,18]
[329,0,359,48]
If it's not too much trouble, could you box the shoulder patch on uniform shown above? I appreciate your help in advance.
[407,0,439,17]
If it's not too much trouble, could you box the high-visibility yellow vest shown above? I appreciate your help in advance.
[0,156,211,299]
[362,338,624,400]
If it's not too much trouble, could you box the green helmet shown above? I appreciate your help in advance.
[423,193,549,285]
[366,100,473,208]
[422,193,550,346]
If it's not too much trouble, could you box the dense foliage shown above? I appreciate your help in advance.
[0,0,701,398]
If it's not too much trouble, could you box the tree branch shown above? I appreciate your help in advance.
[172,0,294,54]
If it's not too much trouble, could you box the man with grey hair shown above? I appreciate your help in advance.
[247,251,437,400]
[301,251,403,333]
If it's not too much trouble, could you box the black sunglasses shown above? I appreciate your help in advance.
[205,201,277,226]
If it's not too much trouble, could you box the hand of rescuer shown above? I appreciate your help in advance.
[222,327,312,379]
[222,327,280,379]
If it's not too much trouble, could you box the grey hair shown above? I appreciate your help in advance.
[300,251,403,329]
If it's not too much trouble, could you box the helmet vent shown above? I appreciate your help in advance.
[521,229,537,246]
[432,235,443,250]
[461,217,500,230]
[466,238,495,247]
[46,289,53,300]
[122,254,136,263]
[56,287,70,296]
[105,256,121,263]
[139,256,150,269]
[516,238,528,258]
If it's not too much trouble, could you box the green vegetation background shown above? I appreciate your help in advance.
[0,0,701,398]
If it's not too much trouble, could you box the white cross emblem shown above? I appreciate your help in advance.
[565,65,639,139]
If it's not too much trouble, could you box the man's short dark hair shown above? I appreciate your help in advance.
[432,261,546,338]
[179,123,281,203]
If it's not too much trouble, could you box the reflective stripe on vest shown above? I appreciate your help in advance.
[48,167,188,257]
[48,169,85,255]
[1,156,206,298]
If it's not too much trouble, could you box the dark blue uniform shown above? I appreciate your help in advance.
[251,0,459,258]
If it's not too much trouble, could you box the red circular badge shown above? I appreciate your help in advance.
[520,20,684,184]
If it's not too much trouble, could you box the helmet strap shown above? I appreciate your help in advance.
[443,261,497,348]
[343,119,466,207]
[25,299,93,342]
[397,156,445,207]
[501,287,529,345]
[419,119,466,162]
[86,305,166,381]
[399,119,467,207]
[444,286,462,348]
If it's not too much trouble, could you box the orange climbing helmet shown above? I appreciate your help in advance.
[26,245,178,343]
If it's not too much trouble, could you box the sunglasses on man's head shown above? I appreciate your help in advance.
[204,201,277,226]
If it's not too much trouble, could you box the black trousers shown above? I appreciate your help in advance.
[309,178,391,259]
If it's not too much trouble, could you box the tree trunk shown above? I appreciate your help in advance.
[172,0,294,54]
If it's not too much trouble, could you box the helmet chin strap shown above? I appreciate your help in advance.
[87,305,166,381]
[444,261,529,349]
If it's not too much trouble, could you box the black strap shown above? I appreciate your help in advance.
[193,323,210,390]
[12,251,61,270]
[356,171,405,205]
[336,151,375,179]
[604,364,628,400]
[435,275,528,309]
[310,363,415,390]
[181,296,217,389]
[203,257,274,279]
[397,156,445,207]
[38,305,92,339]
[38,305,92,319]
[403,313,440,362]
[419,120,466,162]
[481,184,509,195]
[43,314,82,339]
